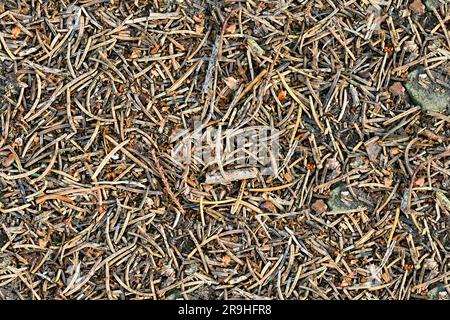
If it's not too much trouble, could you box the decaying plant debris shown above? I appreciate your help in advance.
[0,0,449,300]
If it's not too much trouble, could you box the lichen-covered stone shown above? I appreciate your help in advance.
[427,284,449,300]
[424,0,441,11]
[327,184,360,211]
[166,289,182,300]
[405,67,450,114]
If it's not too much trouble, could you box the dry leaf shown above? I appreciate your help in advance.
[384,176,393,188]
[224,76,239,90]
[391,147,400,155]
[39,238,48,249]
[2,153,16,167]
[311,199,328,214]
[193,15,203,23]
[150,44,160,55]
[186,177,197,188]
[261,200,277,213]
[409,0,426,14]
[195,24,204,34]
[414,176,425,187]
[277,90,287,101]
[226,24,236,34]
[389,82,405,96]
[341,276,353,287]
[130,48,141,59]
[11,26,21,39]
[366,141,381,162]
[202,184,213,192]
[222,255,231,267]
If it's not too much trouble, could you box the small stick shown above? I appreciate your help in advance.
[151,149,186,215]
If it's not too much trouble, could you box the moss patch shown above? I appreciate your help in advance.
[405,67,450,114]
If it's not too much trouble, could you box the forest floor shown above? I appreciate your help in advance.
[0,0,449,300]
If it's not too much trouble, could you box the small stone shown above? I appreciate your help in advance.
[409,0,426,14]
[389,82,405,96]
[311,199,328,214]
[405,67,450,114]
[366,141,381,162]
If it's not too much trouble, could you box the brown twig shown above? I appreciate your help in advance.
[151,149,186,215]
